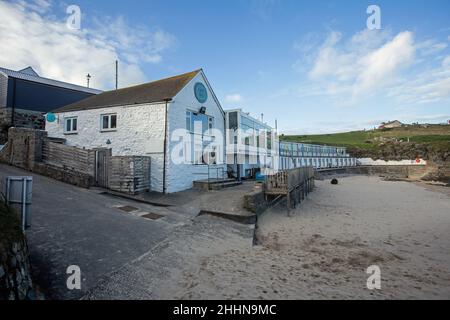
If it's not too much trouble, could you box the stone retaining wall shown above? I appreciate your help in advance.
[0,202,34,300]
[244,189,268,214]
[0,127,47,171]
[0,108,45,144]
[0,127,152,194]
[0,238,34,300]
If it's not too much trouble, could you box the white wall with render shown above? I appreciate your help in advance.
[167,71,226,193]
[46,102,166,192]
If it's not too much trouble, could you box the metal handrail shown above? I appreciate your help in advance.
[195,165,227,190]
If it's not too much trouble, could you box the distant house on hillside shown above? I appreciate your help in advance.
[379,120,403,129]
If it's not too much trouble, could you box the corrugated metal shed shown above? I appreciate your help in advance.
[0,66,101,95]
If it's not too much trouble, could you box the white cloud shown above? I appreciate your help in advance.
[416,39,448,56]
[281,113,450,135]
[281,119,385,135]
[289,28,450,108]
[250,0,279,20]
[308,30,415,96]
[92,15,177,65]
[20,0,52,14]
[388,55,450,104]
[0,1,177,90]
[355,31,415,95]
[225,94,243,103]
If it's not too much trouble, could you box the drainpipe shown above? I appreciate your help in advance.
[162,98,171,194]
[11,79,16,127]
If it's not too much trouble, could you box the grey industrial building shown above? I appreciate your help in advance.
[0,66,101,112]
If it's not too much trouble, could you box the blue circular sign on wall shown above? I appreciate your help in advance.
[46,113,56,122]
[194,82,208,103]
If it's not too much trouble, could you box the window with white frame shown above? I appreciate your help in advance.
[208,116,214,134]
[186,110,214,135]
[101,114,117,131]
[186,111,192,132]
[64,117,78,134]
[185,109,217,165]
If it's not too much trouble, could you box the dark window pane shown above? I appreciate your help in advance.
[186,114,191,131]
[110,115,117,128]
[66,119,71,132]
[102,116,109,129]
[229,112,238,129]
[72,118,77,131]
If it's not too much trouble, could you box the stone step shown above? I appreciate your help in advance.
[209,181,242,190]
[193,179,242,191]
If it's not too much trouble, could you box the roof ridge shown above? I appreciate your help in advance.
[104,69,201,93]
[52,68,203,113]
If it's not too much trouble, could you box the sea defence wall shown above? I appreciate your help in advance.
[316,165,429,180]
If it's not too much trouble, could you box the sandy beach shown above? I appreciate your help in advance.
[85,175,450,300]
[170,176,450,300]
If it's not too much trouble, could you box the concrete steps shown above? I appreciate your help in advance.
[209,180,243,190]
[193,178,242,191]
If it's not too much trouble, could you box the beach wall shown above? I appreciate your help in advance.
[316,165,429,179]
[358,158,427,166]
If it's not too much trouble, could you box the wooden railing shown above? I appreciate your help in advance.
[264,167,315,215]
[265,167,314,194]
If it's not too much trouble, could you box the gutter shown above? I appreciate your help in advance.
[11,78,16,127]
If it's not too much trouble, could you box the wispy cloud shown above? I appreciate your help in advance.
[288,28,450,106]
[0,0,177,90]
[225,93,243,104]
[307,30,415,97]
[250,0,279,20]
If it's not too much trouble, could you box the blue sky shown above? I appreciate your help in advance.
[0,0,449,133]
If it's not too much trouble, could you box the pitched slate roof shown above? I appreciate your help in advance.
[53,69,201,113]
[0,66,101,94]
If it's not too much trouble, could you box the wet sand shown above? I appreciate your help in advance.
[173,176,450,299]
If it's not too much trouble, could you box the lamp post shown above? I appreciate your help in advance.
[86,73,91,88]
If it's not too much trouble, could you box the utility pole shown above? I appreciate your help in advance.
[115,60,118,90]
[86,74,91,88]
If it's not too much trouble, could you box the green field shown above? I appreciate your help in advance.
[281,125,450,150]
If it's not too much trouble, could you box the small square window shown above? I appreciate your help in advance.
[64,117,78,134]
[101,114,117,131]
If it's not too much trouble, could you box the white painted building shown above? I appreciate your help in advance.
[279,141,357,170]
[225,109,277,179]
[46,69,226,193]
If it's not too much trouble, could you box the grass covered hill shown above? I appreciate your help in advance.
[281,124,450,163]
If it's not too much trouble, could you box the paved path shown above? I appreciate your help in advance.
[0,164,193,299]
